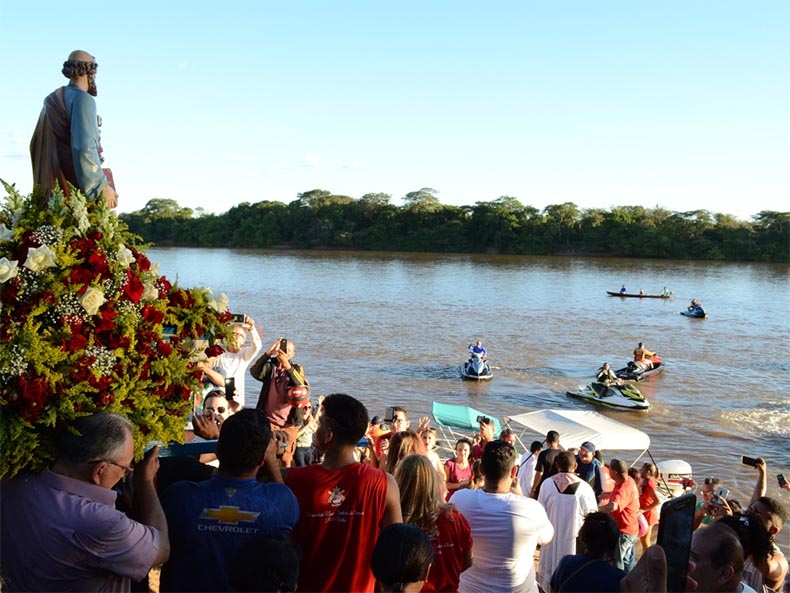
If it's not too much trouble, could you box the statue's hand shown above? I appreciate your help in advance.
[102,185,118,209]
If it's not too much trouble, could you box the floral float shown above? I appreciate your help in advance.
[0,181,233,478]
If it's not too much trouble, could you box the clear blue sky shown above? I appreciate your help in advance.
[2,1,788,220]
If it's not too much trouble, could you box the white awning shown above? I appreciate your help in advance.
[505,409,650,451]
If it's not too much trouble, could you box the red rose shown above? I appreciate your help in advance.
[123,270,145,303]
[157,340,173,356]
[87,230,103,242]
[88,251,111,279]
[141,305,164,324]
[133,249,151,272]
[70,266,93,289]
[62,333,88,352]
[204,344,225,358]
[73,237,95,258]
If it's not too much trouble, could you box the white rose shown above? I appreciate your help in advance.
[142,283,159,301]
[0,223,13,242]
[0,257,19,282]
[80,286,107,315]
[117,245,136,268]
[24,244,57,272]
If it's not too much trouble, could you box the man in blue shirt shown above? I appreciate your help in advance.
[160,409,299,592]
[468,340,487,361]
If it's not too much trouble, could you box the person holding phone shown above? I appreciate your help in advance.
[741,457,789,593]
[250,337,308,467]
[202,315,262,411]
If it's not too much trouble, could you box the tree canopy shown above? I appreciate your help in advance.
[120,191,789,263]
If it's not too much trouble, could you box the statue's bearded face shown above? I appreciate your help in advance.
[88,73,98,97]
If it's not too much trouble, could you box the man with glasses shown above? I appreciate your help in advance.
[0,412,168,592]
[203,315,262,411]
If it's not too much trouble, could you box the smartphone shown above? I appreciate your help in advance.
[384,406,396,423]
[476,415,490,425]
[279,338,288,353]
[741,456,759,467]
[779,474,787,488]
[711,486,729,506]
[656,492,696,593]
[230,313,245,323]
[224,377,236,399]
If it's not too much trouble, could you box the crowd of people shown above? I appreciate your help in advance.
[2,370,788,593]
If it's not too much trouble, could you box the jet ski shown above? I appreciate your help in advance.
[566,382,651,411]
[615,354,664,381]
[461,353,493,381]
[681,305,707,318]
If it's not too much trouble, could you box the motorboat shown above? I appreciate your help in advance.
[430,403,694,500]
[566,382,651,411]
[431,401,501,456]
[461,353,493,381]
[503,408,694,499]
[681,305,707,318]
[615,354,664,381]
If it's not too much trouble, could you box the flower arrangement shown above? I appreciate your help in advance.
[0,181,234,478]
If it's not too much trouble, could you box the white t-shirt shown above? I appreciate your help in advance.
[214,330,261,408]
[452,488,554,593]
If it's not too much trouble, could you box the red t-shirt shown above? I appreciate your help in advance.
[422,506,473,593]
[444,459,472,501]
[610,476,640,536]
[288,462,388,593]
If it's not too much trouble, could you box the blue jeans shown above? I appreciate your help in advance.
[294,446,314,467]
[616,532,637,573]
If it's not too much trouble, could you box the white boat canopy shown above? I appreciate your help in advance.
[505,409,650,453]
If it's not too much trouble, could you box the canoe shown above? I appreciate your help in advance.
[607,291,670,299]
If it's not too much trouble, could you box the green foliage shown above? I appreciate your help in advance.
[116,190,789,263]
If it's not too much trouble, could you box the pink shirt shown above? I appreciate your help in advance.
[0,468,160,592]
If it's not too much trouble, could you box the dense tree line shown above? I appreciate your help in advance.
[120,189,789,263]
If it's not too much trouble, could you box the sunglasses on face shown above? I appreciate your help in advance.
[205,406,226,414]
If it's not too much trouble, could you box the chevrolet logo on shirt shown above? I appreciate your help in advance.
[199,505,260,525]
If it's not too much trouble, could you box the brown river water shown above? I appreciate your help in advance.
[151,247,790,548]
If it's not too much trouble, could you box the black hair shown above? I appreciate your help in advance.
[756,496,788,526]
[215,409,271,474]
[230,535,300,592]
[455,437,472,449]
[481,440,516,482]
[546,430,560,444]
[371,524,433,592]
[718,514,773,566]
[555,450,574,473]
[530,440,543,453]
[322,393,368,445]
[578,512,620,561]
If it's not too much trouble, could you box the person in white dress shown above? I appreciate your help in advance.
[537,450,598,593]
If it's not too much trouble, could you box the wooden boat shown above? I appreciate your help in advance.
[607,291,670,299]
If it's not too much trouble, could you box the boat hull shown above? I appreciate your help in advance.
[566,383,651,411]
[607,291,670,299]
[460,358,493,381]
[615,358,664,381]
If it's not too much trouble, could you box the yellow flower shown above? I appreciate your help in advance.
[24,244,57,272]
[80,286,108,315]
[0,257,18,282]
